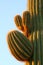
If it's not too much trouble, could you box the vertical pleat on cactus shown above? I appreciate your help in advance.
[22,11,33,37]
[26,0,43,65]
[14,15,24,31]
[7,30,33,61]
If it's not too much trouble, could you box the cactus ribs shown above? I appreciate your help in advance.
[14,11,33,37]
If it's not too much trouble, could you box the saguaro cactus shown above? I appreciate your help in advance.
[7,0,43,65]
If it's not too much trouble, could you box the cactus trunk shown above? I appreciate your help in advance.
[26,0,43,65]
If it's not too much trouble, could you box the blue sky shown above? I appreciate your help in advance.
[0,0,27,65]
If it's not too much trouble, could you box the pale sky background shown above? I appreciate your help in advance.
[0,0,27,65]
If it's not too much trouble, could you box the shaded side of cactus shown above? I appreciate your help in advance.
[22,11,33,34]
[26,0,43,65]
[7,30,33,61]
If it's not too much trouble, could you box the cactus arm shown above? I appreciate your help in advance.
[7,33,23,61]
[14,15,24,31]
[22,11,33,37]
[14,11,33,37]
[7,30,33,61]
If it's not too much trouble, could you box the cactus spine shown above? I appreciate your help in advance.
[26,0,43,65]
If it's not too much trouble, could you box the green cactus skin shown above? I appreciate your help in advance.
[14,15,24,31]
[7,30,33,61]
[26,0,43,65]
[22,11,33,34]
[7,0,43,64]
[14,11,33,35]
